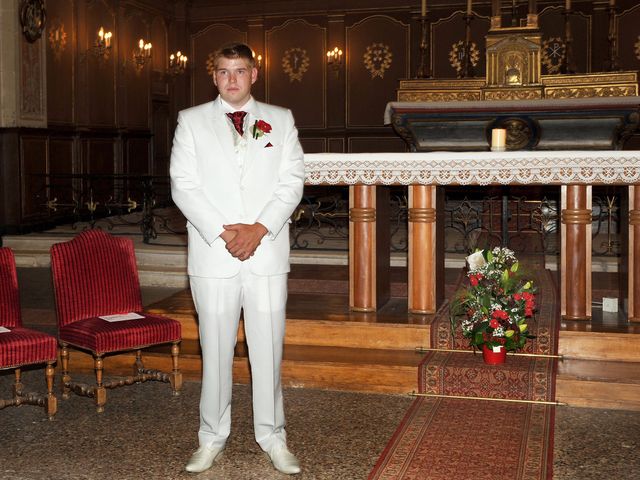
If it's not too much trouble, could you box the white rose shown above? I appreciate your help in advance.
[466,251,486,270]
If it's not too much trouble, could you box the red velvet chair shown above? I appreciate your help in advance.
[50,230,182,413]
[0,247,57,419]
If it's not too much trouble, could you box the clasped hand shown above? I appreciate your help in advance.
[221,223,268,261]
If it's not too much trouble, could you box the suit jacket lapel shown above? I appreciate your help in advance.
[209,101,241,180]
[243,105,271,178]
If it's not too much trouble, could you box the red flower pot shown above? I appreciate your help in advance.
[482,345,507,365]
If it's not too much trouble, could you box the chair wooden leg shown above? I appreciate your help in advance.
[60,343,71,399]
[133,350,143,378]
[45,361,57,420]
[13,368,23,399]
[94,355,106,413]
[170,341,182,396]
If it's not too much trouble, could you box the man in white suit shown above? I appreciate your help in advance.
[170,43,305,475]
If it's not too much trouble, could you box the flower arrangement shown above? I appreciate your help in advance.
[450,247,537,353]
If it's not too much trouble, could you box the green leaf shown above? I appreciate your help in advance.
[511,262,519,273]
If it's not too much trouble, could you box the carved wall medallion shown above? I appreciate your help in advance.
[48,19,67,60]
[448,41,480,77]
[282,47,310,82]
[20,0,46,42]
[495,118,535,150]
[635,36,640,61]
[363,43,392,79]
[541,37,566,74]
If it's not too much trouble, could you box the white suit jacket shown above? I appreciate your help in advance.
[170,96,305,278]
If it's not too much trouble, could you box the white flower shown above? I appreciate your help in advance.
[466,251,486,271]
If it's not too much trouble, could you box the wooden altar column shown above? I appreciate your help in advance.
[561,185,592,320]
[628,186,640,322]
[349,185,390,312]
[407,185,443,314]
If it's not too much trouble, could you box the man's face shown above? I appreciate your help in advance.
[213,57,257,109]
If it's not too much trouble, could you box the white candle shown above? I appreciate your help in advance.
[491,128,507,151]
[565,0,571,9]
[421,0,426,17]
[467,0,472,15]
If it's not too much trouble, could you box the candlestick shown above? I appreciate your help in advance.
[421,0,426,17]
[491,128,507,152]
[565,0,570,9]
[467,0,472,15]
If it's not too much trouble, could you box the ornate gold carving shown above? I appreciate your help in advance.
[545,86,638,99]
[541,37,565,74]
[541,72,638,86]
[561,209,592,224]
[483,88,542,100]
[398,91,482,102]
[363,43,392,79]
[448,41,480,77]
[48,19,67,59]
[282,47,310,82]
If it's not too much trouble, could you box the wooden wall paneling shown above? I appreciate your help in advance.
[49,137,75,208]
[616,3,640,71]
[248,17,265,102]
[83,0,116,127]
[46,0,75,125]
[152,100,171,177]
[539,5,591,74]
[19,136,48,219]
[348,136,407,153]
[151,15,169,96]
[346,15,410,128]
[327,14,345,129]
[120,9,151,129]
[298,138,325,153]
[190,23,247,107]
[430,9,490,79]
[328,137,345,153]
[265,19,326,129]
[125,137,150,174]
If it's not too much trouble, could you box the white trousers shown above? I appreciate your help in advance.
[189,264,288,452]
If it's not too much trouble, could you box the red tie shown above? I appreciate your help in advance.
[226,111,247,136]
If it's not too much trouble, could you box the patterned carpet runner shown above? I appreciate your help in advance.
[370,268,559,480]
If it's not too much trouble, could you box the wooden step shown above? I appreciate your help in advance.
[557,359,640,410]
[55,341,423,395]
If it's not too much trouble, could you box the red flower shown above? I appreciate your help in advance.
[256,119,272,133]
[513,293,522,301]
[525,308,534,317]
[489,318,499,328]
[469,273,483,286]
[491,309,509,320]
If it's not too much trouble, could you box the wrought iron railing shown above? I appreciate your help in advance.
[32,174,621,257]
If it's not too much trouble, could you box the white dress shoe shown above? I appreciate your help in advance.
[185,444,224,473]
[267,444,301,475]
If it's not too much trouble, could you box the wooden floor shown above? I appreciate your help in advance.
[60,264,640,410]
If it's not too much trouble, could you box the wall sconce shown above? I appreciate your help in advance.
[167,50,188,76]
[252,51,263,70]
[90,26,112,60]
[326,46,343,75]
[132,38,152,69]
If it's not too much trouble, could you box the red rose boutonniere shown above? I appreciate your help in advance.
[252,119,272,139]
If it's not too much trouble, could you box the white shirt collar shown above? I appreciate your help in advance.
[218,95,257,116]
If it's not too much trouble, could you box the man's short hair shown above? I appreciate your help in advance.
[213,42,256,69]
